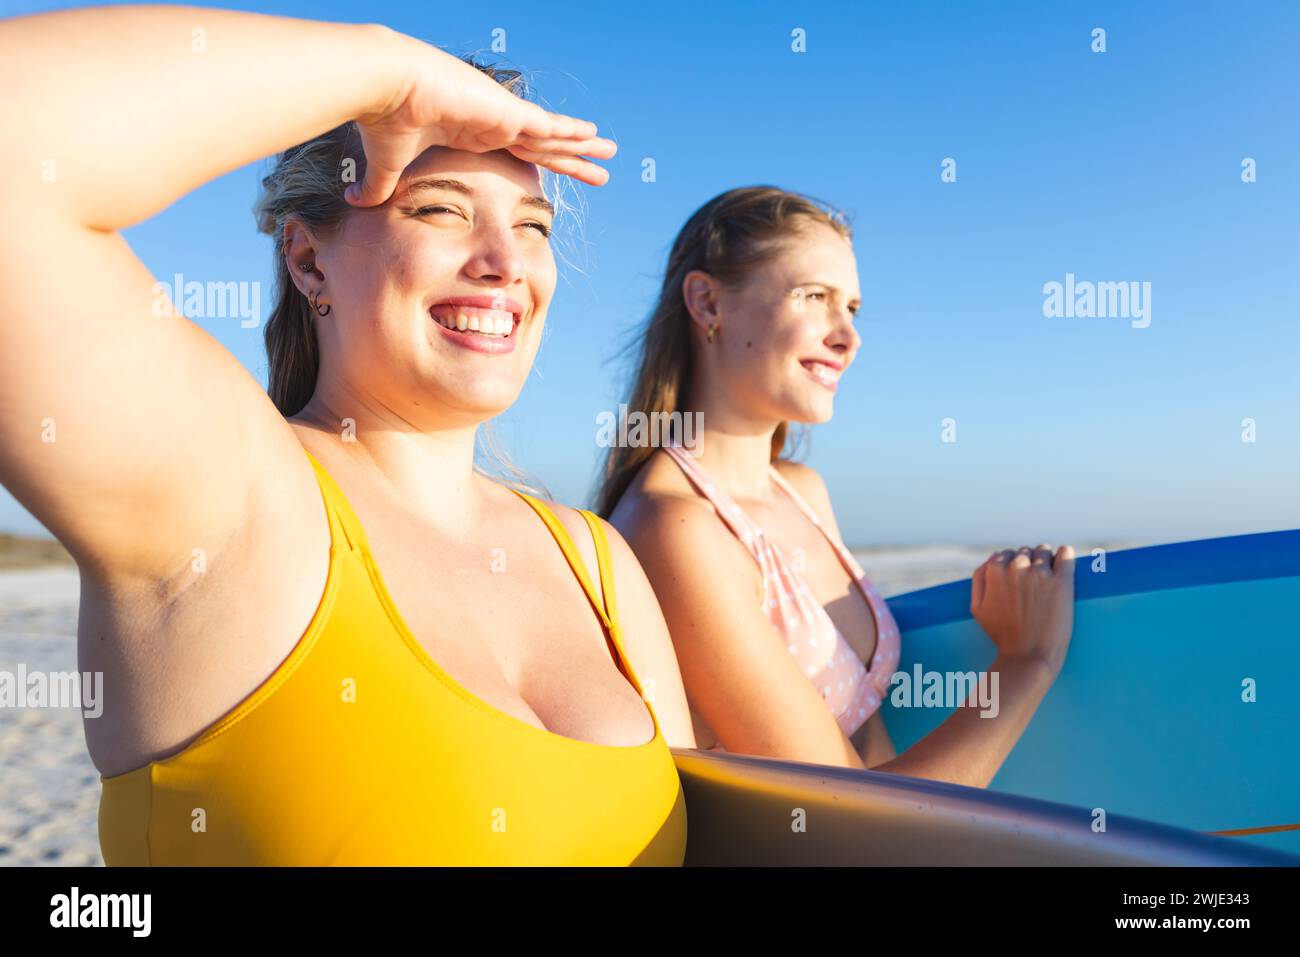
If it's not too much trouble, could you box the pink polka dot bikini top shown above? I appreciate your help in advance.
[661,442,901,750]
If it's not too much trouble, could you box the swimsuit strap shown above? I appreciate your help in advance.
[579,509,619,629]
[660,444,766,559]
[508,491,640,691]
[303,449,369,555]
[768,465,867,577]
[511,495,653,725]
[510,490,615,635]
[767,466,826,530]
[578,509,650,700]
[769,464,899,680]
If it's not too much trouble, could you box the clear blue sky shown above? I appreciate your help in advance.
[3,0,1297,547]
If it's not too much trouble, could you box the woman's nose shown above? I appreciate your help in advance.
[830,307,860,350]
[465,222,528,285]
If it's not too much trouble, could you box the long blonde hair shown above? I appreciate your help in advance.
[594,186,852,518]
[252,56,565,497]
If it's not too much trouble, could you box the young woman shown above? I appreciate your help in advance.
[0,5,694,865]
[599,187,1076,786]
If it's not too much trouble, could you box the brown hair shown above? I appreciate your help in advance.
[252,56,561,496]
[594,186,852,518]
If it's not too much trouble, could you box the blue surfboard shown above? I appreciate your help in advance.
[880,529,1300,855]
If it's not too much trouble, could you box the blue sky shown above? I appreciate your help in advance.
[2,0,1297,546]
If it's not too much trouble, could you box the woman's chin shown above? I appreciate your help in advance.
[787,399,836,425]
[414,381,523,424]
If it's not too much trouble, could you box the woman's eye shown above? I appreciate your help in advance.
[412,206,549,238]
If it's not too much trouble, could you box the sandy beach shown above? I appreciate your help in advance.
[0,537,1131,867]
[0,566,101,867]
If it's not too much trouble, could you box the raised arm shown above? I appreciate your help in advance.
[0,5,609,585]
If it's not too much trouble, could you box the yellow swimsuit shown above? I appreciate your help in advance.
[98,450,687,866]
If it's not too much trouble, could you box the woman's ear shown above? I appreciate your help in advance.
[681,269,721,336]
[281,220,324,297]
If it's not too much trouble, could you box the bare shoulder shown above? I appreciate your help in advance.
[535,488,720,606]
[608,456,762,607]
[498,488,608,603]
[773,458,835,522]
[531,494,595,547]
[608,449,722,543]
[578,511,659,619]
[612,486,736,569]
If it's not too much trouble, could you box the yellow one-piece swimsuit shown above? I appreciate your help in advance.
[97,449,687,865]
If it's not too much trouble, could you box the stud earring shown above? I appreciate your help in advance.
[706,323,718,343]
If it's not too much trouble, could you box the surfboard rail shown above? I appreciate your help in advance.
[673,748,1300,866]
[884,527,1300,631]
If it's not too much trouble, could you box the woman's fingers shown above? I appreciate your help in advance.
[346,128,427,208]
[345,166,402,207]
[1032,543,1054,571]
[1054,544,1076,582]
[507,143,612,186]
[970,559,988,611]
[346,57,615,201]
[518,105,599,142]
[515,134,618,159]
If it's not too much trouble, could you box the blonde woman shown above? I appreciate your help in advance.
[0,4,694,865]
[599,187,1075,785]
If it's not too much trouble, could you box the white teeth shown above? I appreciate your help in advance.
[805,362,840,385]
[432,309,515,338]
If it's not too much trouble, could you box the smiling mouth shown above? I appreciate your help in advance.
[800,360,842,388]
[428,305,518,339]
